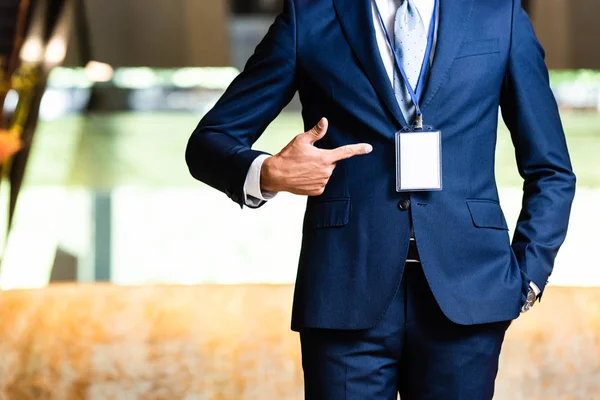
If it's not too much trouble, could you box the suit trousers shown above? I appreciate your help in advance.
[300,262,511,399]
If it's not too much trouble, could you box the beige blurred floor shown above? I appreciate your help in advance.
[0,284,598,399]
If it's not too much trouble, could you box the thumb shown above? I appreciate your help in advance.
[305,118,328,144]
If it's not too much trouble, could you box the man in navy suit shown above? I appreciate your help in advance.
[186,0,576,398]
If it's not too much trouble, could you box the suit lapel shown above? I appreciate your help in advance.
[421,0,475,112]
[332,0,475,127]
[333,0,406,128]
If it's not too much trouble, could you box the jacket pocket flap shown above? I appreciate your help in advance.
[307,198,351,228]
[466,200,508,230]
[457,38,500,59]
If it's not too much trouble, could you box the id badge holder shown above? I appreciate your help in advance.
[395,125,443,192]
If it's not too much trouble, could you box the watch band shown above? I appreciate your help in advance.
[522,288,538,313]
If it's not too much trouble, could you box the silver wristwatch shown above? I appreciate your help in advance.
[521,288,538,313]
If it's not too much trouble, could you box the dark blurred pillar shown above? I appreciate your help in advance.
[8,0,71,229]
[232,0,282,14]
[522,0,533,15]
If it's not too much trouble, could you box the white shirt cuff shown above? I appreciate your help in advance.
[243,154,277,207]
[530,281,541,297]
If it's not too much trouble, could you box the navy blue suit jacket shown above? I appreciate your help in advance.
[186,0,576,330]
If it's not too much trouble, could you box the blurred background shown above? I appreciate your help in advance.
[0,0,598,399]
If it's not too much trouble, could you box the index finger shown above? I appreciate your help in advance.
[327,143,373,163]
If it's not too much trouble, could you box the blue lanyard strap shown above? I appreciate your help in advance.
[373,0,439,118]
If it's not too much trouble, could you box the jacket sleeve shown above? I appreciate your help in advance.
[500,0,577,294]
[185,0,297,208]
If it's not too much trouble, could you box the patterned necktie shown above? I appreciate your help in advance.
[393,0,428,124]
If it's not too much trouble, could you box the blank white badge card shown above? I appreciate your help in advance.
[395,130,442,192]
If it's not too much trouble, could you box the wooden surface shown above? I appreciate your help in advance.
[0,284,598,399]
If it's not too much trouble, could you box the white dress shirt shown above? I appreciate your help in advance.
[239,0,541,300]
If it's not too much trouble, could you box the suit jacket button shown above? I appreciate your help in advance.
[398,199,411,211]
